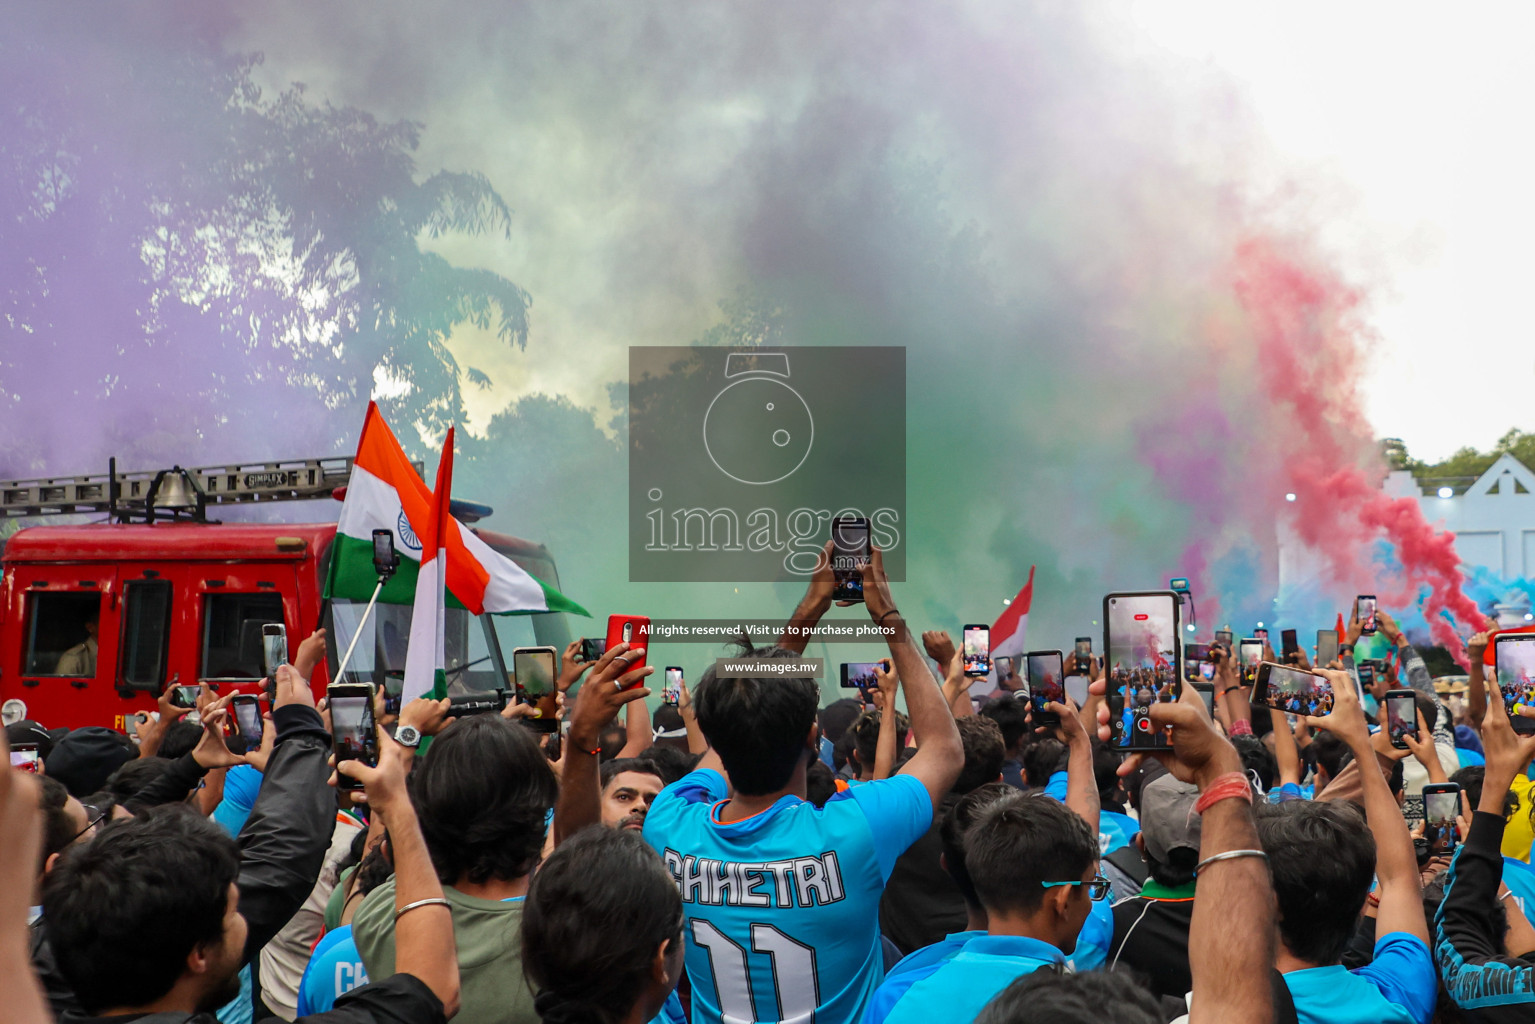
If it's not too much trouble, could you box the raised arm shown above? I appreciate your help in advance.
[863,547,962,806]
[0,729,49,1024]
[552,644,652,843]
[1308,669,1429,945]
[1271,706,1302,790]
[1433,683,1535,1011]
[1138,687,1274,1024]
[1047,696,1098,835]
[1465,630,1492,728]
[777,540,836,654]
[872,660,900,781]
[337,715,461,1017]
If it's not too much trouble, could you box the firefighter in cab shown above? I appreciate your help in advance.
[54,611,99,677]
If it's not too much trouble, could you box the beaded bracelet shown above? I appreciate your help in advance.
[1194,771,1253,814]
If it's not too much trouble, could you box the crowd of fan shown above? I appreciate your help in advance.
[3,544,1535,1024]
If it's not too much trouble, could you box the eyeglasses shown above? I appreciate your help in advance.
[1041,874,1111,902]
[69,805,107,845]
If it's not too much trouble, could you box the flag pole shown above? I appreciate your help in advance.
[334,578,386,682]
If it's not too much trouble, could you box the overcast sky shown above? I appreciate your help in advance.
[1131,1,1535,462]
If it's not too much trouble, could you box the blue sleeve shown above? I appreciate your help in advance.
[845,773,933,879]
[860,960,945,1024]
[642,769,727,854]
[1043,770,1068,801]
[1271,782,1305,803]
[1069,897,1114,971]
[1355,932,1437,1024]
[211,765,263,838]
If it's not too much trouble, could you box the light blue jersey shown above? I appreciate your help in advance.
[1283,932,1436,1024]
[882,930,984,983]
[295,926,368,1016]
[644,769,932,1024]
[862,934,1065,1024]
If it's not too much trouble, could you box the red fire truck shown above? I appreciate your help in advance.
[0,457,573,730]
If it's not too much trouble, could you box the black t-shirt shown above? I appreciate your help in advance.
[878,793,968,955]
[1109,893,1195,1001]
[61,973,445,1024]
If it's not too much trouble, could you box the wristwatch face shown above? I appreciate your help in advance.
[395,725,420,748]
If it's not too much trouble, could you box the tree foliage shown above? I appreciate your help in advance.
[1388,429,1535,486]
[0,7,526,472]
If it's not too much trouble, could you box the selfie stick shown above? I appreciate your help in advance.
[334,530,400,683]
[334,578,386,682]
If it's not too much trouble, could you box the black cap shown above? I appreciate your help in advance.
[5,720,54,760]
[44,727,136,797]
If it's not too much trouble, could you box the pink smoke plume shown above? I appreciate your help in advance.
[1232,237,1484,664]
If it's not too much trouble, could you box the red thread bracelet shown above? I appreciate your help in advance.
[1195,772,1253,814]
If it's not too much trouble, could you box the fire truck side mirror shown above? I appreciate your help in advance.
[372,530,400,581]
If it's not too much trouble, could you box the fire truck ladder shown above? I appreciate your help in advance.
[0,457,358,520]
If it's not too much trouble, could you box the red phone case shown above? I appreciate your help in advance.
[605,614,652,686]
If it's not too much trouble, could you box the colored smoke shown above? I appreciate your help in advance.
[0,2,1500,667]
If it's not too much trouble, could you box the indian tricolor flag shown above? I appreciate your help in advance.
[987,566,1035,688]
[406,428,455,702]
[324,402,588,620]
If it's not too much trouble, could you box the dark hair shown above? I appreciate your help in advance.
[1254,800,1376,964]
[806,759,837,808]
[1413,693,1439,734]
[106,757,176,807]
[974,969,1162,1024]
[850,710,910,775]
[832,729,855,773]
[692,644,819,795]
[411,715,558,885]
[818,698,864,745]
[940,783,1014,909]
[1145,846,1198,889]
[1450,766,1523,822]
[598,723,627,763]
[601,757,665,792]
[955,716,1007,795]
[964,792,1098,915]
[980,696,1031,752]
[523,827,683,1024]
[354,833,396,899]
[1021,738,1066,789]
[1232,736,1277,792]
[638,745,700,787]
[157,719,204,761]
[38,775,77,875]
[44,806,240,1013]
[1092,745,1128,814]
[1309,732,1349,784]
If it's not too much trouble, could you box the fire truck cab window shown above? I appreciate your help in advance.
[120,581,172,690]
[201,594,284,680]
[25,592,103,677]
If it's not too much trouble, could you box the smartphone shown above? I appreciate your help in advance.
[1358,663,1376,693]
[1215,629,1234,647]
[261,622,289,679]
[1169,578,1190,593]
[1073,637,1093,675]
[1357,595,1378,635]
[663,666,683,706]
[994,655,1018,688]
[1190,682,1216,717]
[1239,639,1263,684]
[1183,642,1214,683]
[170,685,201,709]
[830,516,870,603]
[1104,592,1181,751]
[1316,629,1339,667]
[580,637,606,663]
[1025,650,1066,726]
[1495,633,1535,735]
[1423,783,1462,856]
[381,671,404,716]
[604,615,651,680]
[1254,627,1269,644]
[1281,629,1299,661]
[328,683,378,790]
[513,646,560,734]
[229,694,264,747]
[1252,662,1333,717]
[840,661,882,691]
[124,713,141,738]
[371,529,397,577]
[1384,689,1418,749]
[962,624,991,678]
[10,743,39,772]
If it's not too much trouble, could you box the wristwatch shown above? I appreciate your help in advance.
[393,724,422,749]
